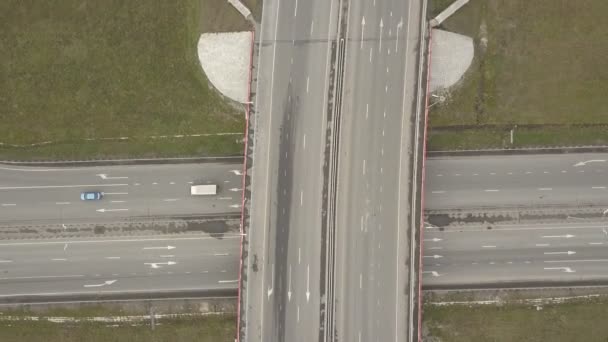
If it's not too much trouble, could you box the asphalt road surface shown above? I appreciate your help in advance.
[243,0,337,341]
[425,154,608,210]
[0,234,240,299]
[333,1,424,342]
[422,221,608,288]
[0,162,243,226]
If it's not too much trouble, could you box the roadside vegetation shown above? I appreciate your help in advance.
[428,0,608,150]
[0,306,235,342]
[0,314,236,342]
[0,0,252,160]
[423,295,608,342]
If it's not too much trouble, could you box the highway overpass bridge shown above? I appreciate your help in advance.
[238,0,429,341]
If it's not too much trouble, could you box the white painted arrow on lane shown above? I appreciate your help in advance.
[306,264,310,302]
[360,16,366,49]
[142,246,176,250]
[229,188,242,192]
[230,204,241,208]
[396,18,403,52]
[424,238,442,242]
[542,234,575,238]
[267,264,274,299]
[544,267,575,273]
[423,255,443,259]
[422,271,440,277]
[144,261,176,269]
[574,159,606,167]
[288,265,292,302]
[96,174,128,180]
[230,170,242,176]
[544,251,576,255]
[96,208,129,213]
[84,280,117,288]
[378,18,384,52]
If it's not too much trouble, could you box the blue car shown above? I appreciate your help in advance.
[80,191,103,201]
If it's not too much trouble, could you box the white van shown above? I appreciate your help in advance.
[190,184,218,196]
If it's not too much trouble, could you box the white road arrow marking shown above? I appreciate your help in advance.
[544,267,575,273]
[267,264,274,299]
[96,208,129,213]
[230,188,242,192]
[306,264,310,302]
[423,255,443,259]
[84,280,117,288]
[230,170,242,176]
[424,238,442,242]
[360,16,366,49]
[288,265,292,302]
[422,271,440,277]
[574,159,606,167]
[144,261,176,269]
[378,18,384,52]
[142,246,175,250]
[396,18,403,52]
[96,174,128,180]
[544,251,576,255]
[542,234,575,238]
[230,204,241,208]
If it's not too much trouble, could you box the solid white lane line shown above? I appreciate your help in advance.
[369,47,372,62]
[219,279,238,284]
[592,186,606,189]
[51,258,67,261]
[110,200,126,203]
[366,103,369,119]
[0,184,127,191]
[0,275,84,280]
[538,188,552,191]
[104,192,128,195]
[55,202,70,205]
[306,76,310,93]
[535,244,550,247]
[431,191,445,194]
[105,257,121,260]
[303,134,306,150]
[0,236,240,248]
[163,199,179,202]
[159,255,175,258]
[360,274,362,289]
[482,245,496,248]
[362,159,366,175]
[1,204,16,206]
[300,190,303,206]
[589,242,604,245]
[484,189,500,192]
[545,259,608,263]
[310,20,314,35]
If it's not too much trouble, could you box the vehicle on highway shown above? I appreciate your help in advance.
[190,184,218,196]
[80,191,103,201]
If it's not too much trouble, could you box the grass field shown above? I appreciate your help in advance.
[428,0,608,150]
[0,0,251,160]
[423,296,608,342]
[0,314,236,342]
